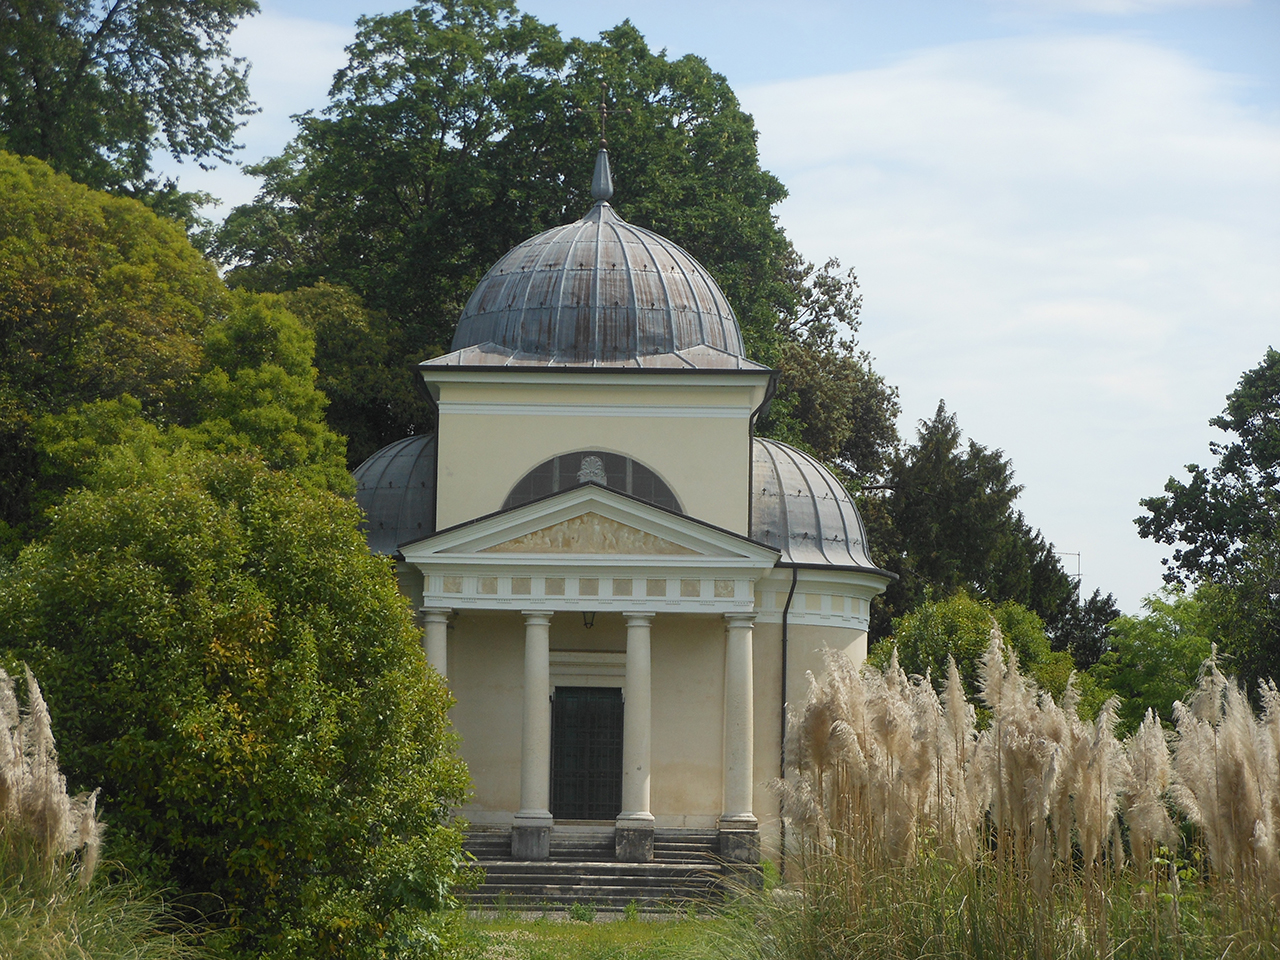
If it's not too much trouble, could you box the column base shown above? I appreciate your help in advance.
[717,820,760,863]
[511,819,552,860]
[614,823,655,862]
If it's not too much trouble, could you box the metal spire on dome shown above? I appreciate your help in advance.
[591,147,613,201]
[589,80,621,202]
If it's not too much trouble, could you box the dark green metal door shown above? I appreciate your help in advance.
[551,686,623,820]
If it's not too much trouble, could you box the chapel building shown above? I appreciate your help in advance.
[354,149,893,865]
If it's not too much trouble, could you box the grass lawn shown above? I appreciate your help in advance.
[453,912,729,960]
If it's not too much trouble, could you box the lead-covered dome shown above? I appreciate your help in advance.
[446,151,748,367]
[751,438,882,570]
[353,434,437,555]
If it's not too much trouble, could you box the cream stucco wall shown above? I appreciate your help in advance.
[751,621,870,858]
[429,374,767,534]
[444,603,872,852]
[451,610,732,827]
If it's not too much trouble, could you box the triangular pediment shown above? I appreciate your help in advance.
[400,483,779,569]
[478,512,698,556]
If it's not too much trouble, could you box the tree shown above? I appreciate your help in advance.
[872,591,1079,706]
[1088,588,1215,735]
[1201,528,1280,697]
[213,2,799,458]
[1050,587,1121,670]
[0,151,225,547]
[275,284,410,468]
[865,401,1078,641]
[0,152,351,546]
[0,444,470,959]
[758,258,900,483]
[182,290,351,493]
[1137,347,1280,585]
[0,0,257,208]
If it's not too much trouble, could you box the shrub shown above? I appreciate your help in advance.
[0,445,471,959]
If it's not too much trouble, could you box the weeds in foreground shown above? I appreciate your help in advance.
[738,637,1280,960]
[0,666,208,959]
[455,915,723,960]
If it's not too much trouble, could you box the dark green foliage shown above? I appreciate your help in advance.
[0,151,225,546]
[212,2,798,457]
[276,284,423,468]
[872,591,1078,704]
[865,402,1077,642]
[1137,347,1279,693]
[1050,587,1121,670]
[757,258,901,483]
[181,291,352,493]
[1087,588,1214,735]
[0,445,471,959]
[1200,530,1280,698]
[0,0,257,211]
[1137,347,1280,585]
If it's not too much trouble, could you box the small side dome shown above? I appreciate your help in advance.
[751,438,880,569]
[449,200,746,365]
[353,434,437,555]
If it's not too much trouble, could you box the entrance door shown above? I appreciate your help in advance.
[551,686,623,820]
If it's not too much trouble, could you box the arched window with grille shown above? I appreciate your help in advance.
[504,451,681,513]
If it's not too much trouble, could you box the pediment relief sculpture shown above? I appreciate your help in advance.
[479,512,699,555]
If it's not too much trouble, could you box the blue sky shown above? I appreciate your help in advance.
[159,0,1280,613]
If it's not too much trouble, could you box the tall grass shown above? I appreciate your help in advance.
[748,634,1279,960]
[0,666,208,959]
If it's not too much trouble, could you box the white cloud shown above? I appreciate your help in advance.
[743,34,1280,609]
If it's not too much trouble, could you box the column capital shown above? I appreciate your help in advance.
[622,611,655,625]
[724,612,757,628]
[421,606,453,623]
[520,610,553,625]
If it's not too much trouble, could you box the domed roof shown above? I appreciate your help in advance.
[750,438,881,570]
[446,150,750,367]
[353,433,437,555]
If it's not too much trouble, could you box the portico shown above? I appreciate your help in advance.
[399,483,779,861]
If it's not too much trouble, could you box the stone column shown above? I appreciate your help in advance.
[421,607,451,678]
[720,612,759,862]
[616,612,655,862]
[512,611,553,860]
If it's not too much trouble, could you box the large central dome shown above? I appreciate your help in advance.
[446,151,749,367]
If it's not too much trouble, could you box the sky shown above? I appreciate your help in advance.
[155,0,1280,614]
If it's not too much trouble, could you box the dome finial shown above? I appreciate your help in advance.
[589,79,621,202]
[591,147,613,201]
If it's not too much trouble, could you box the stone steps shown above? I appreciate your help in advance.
[459,827,740,909]
[458,860,726,909]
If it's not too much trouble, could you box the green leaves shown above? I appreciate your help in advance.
[1137,347,1280,586]
[866,401,1079,643]
[0,0,258,200]
[1089,588,1214,735]
[0,446,470,959]
[0,152,225,544]
[213,4,797,461]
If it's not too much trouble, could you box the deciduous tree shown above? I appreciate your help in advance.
[0,151,224,546]
[1088,588,1214,735]
[213,3,799,458]
[0,0,257,209]
[1137,347,1280,585]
